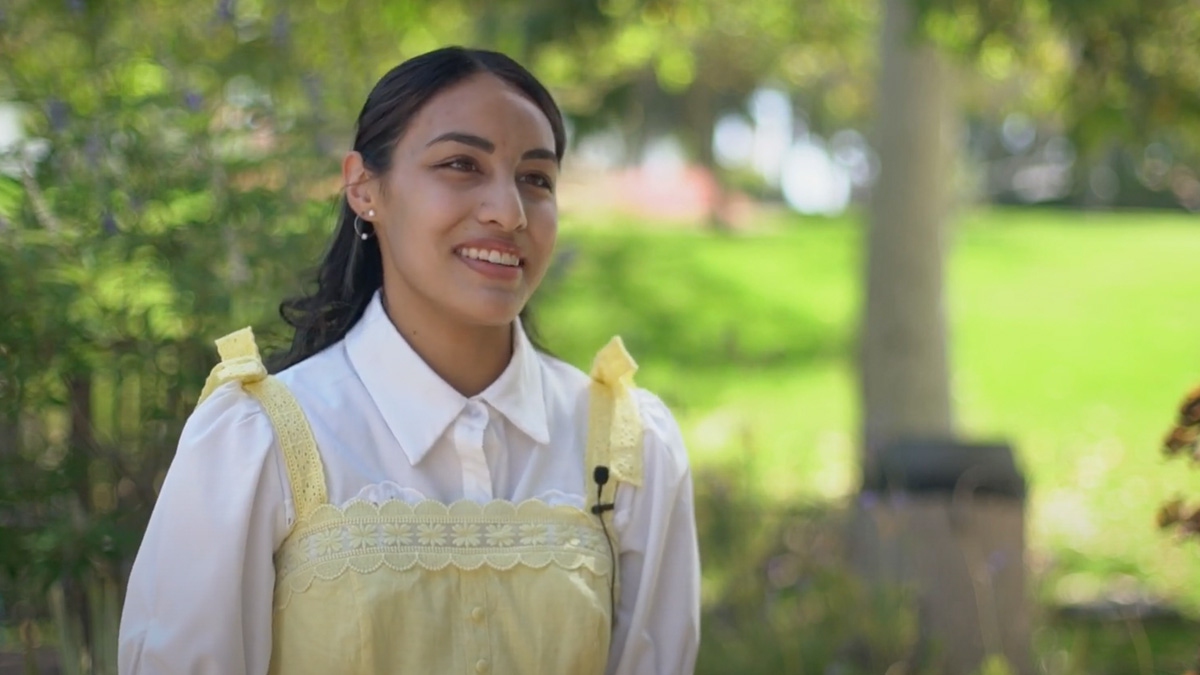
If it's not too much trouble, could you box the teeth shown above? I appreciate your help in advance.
[459,247,520,267]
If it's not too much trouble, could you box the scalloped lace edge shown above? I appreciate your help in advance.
[274,548,610,610]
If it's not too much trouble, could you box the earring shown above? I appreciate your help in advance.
[367,209,375,218]
[353,214,374,241]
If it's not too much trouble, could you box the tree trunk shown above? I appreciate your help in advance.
[853,0,1031,672]
[859,0,954,477]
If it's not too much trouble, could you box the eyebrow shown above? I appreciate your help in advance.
[427,131,557,163]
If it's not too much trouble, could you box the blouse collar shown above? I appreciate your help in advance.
[344,292,550,465]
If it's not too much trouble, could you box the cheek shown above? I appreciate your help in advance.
[383,183,470,246]
[527,200,558,246]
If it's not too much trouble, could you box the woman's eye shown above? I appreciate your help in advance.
[444,158,478,172]
[522,173,554,191]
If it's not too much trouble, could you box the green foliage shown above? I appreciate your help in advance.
[911,0,1200,155]
[974,654,1016,675]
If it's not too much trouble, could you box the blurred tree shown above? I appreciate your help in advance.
[916,0,1200,201]
[853,0,1199,672]
[517,0,875,224]
[0,0,360,668]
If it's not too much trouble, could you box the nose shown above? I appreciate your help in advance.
[477,176,527,232]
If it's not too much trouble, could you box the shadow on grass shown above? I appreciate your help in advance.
[537,235,852,373]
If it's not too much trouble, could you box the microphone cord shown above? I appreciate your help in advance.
[591,465,617,618]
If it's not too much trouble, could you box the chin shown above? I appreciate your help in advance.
[456,301,523,329]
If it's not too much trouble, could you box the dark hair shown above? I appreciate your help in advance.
[269,47,566,373]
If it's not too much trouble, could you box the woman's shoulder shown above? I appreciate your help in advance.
[191,377,265,420]
[630,387,690,477]
[187,326,327,447]
[536,340,689,474]
[181,379,277,459]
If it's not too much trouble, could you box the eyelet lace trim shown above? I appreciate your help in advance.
[272,498,612,610]
[587,337,644,511]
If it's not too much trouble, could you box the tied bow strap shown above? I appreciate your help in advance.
[198,327,268,404]
[587,336,644,488]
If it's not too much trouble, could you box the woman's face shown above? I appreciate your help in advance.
[348,73,559,331]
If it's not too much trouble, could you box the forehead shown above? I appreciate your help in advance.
[402,73,556,154]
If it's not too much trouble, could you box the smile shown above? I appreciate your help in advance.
[456,247,522,268]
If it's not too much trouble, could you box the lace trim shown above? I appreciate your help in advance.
[273,498,612,610]
[199,327,329,522]
[350,482,586,509]
[248,377,327,522]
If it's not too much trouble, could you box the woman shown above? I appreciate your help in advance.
[118,46,700,674]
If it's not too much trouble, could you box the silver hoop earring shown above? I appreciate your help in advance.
[353,214,374,241]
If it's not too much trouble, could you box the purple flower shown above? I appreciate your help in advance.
[84,134,102,167]
[301,73,322,107]
[271,11,290,44]
[184,90,203,111]
[986,550,1008,576]
[215,0,234,21]
[45,99,69,132]
[857,490,879,510]
[101,211,118,234]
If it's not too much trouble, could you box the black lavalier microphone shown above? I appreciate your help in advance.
[591,466,615,514]
[591,465,618,615]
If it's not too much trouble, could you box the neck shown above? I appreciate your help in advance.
[379,285,514,398]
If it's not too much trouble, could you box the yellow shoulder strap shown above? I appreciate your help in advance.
[199,327,328,523]
[585,336,644,512]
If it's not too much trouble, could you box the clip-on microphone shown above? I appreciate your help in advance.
[591,466,615,514]
[591,465,617,614]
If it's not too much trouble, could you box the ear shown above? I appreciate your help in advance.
[343,151,379,218]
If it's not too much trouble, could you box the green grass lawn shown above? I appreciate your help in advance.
[539,205,1200,621]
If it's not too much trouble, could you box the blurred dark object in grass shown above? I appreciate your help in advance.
[853,439,1030,673]
[694,465,927,674]
[694,462,1200,674]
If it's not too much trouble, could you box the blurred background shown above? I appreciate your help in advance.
[2,0,1200,673]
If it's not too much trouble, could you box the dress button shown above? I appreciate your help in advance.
[475,659,490,673]
[471,606,485,622]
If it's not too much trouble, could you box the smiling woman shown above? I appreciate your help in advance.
[116,47,700,675]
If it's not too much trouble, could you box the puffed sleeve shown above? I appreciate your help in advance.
[606,389,701,675]
[118,381,291,675]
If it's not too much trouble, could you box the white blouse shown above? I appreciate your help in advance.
[118,293,701,675]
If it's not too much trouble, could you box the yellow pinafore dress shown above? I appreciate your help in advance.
[199,329,643,674]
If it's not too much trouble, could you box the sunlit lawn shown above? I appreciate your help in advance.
[540,205,1200,620]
